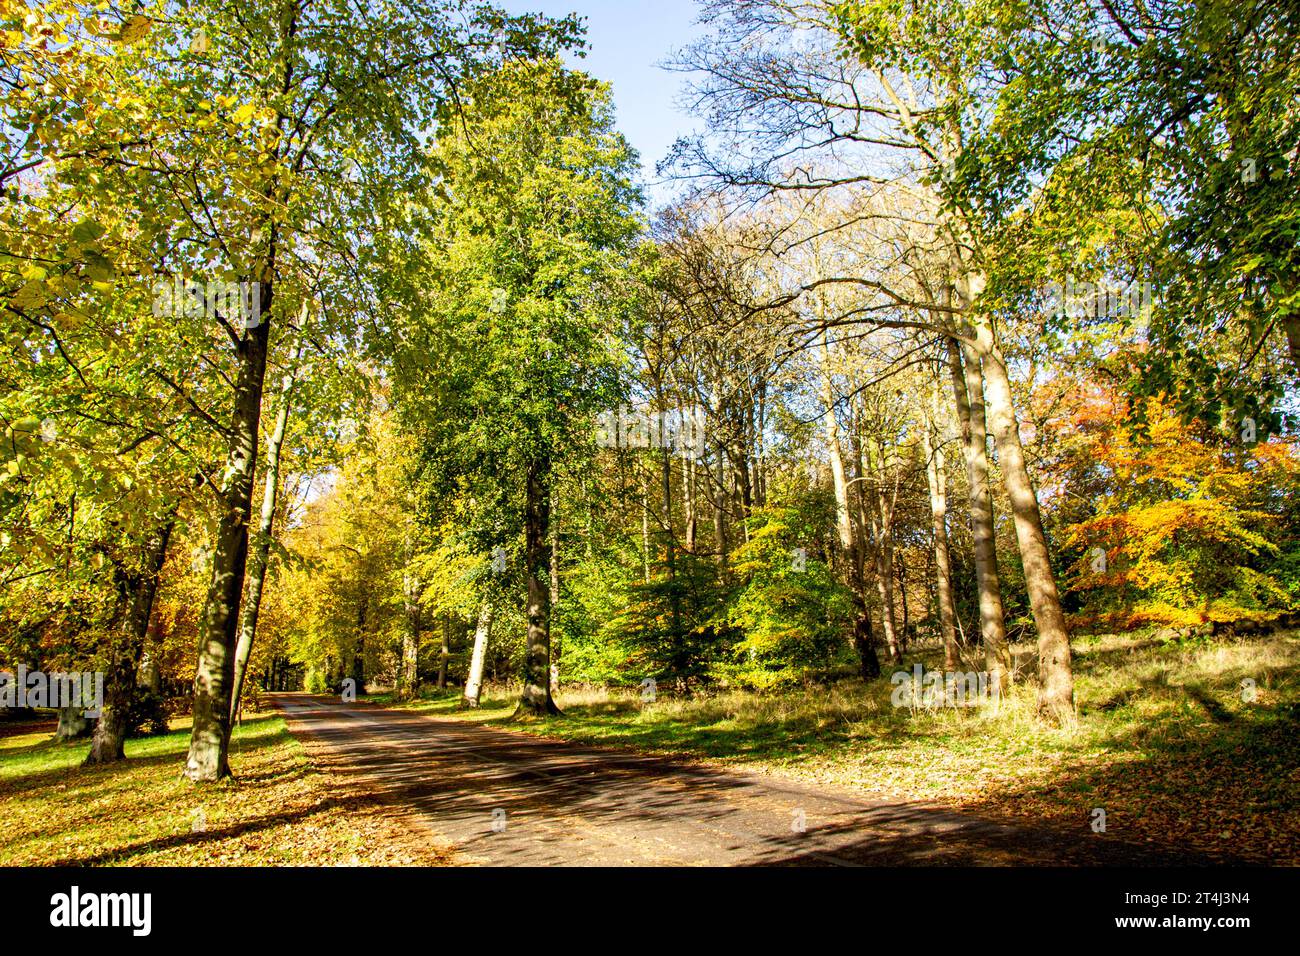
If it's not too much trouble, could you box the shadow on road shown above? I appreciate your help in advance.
[273,693,1219,867]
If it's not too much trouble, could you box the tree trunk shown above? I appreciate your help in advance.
[661,447,686,680]
[922,411,960,670]
[230,339,299,721]
[436,615,450,690]
[972,324,1076,721]
[733,451,753,523]
[871,511,901,663]
[947,336,1011,693]
[1280,308,1300,379]
[402,606,423,698]
[55,706,92,742]
[351,595,366,694]
[549,515,561,693]
[862,439,902,664]
[86,517,174,765]
[639,470,651,583]
[462,602,493,707]
[852,614,880,680]
[684,451,697,552]
[712,392,729,573]
[820,340,880,679]
[518,456,559,716]
[139,651,162,695]
[185,281,273,783]
[896,559,909,654]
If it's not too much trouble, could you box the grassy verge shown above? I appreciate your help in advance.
[0,712,453,866]
[379,630,1300,864]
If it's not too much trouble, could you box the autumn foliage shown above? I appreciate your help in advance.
[1059,389,1300,630]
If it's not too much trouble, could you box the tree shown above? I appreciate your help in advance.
[1063,391,1300,627]
[950,0,1300,425]
[724,502,855,688]
[391,58,641,717]
[667,0,1075,716]
[229,331,303,720]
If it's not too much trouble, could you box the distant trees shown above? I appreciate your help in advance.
[665,0,1077,717]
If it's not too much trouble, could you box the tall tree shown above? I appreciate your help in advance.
[389,59,641,717]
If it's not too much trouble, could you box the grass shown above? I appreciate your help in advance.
[380,630,1300,864]
[6,629,1293,866]
[0,711,453,866]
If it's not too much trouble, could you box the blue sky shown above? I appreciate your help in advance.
[499,0,706,198]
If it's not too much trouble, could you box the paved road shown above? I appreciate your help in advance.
[271,693,1208,866]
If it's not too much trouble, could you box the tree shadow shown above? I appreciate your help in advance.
[959,702,1297,864]
[0,716,291,797]
[275,693,1230,866]
[40,793,361,867]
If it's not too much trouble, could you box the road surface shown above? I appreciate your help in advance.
[271,693,1209,866]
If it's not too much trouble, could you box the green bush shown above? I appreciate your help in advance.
[720,504,854,689]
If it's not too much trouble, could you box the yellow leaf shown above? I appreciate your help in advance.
[11,279,49,310]
[117,14,151,44]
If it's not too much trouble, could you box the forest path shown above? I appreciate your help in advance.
[270,692,1206,867]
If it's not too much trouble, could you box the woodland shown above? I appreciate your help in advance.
[1,0,1297,867]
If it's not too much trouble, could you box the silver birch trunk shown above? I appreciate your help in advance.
[462,601,494,708]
